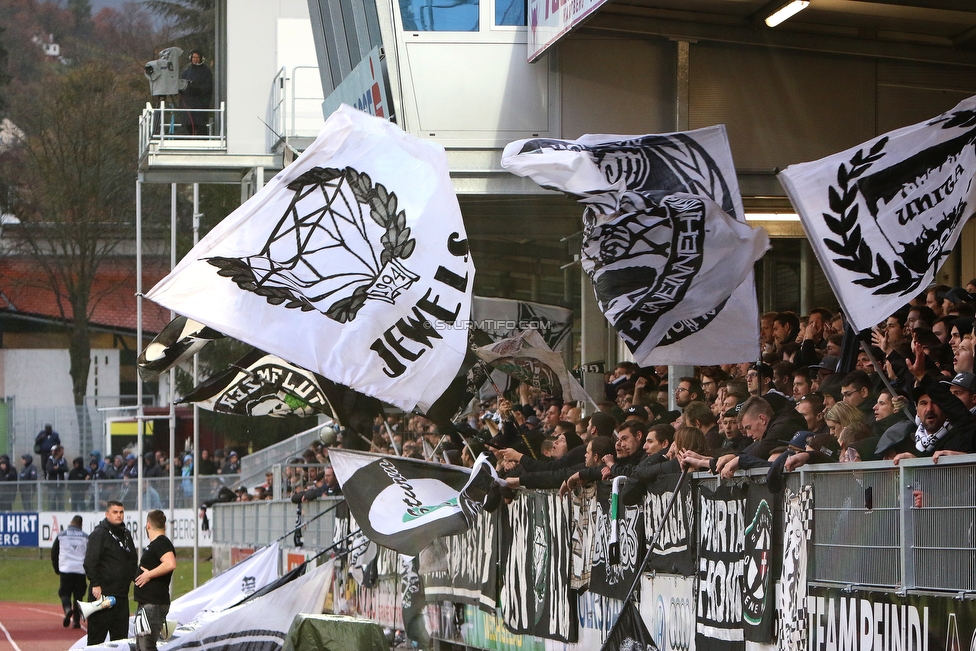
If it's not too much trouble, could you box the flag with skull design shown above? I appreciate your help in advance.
[501,126,769,365]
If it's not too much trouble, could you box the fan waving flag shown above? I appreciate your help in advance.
[779,95,976,332]
[329,448,501,556]
[474,329,590,404]
[502,127,769,365]
[147,104,475,412]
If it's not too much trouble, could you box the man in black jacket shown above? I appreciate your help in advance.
[84,500,138,645]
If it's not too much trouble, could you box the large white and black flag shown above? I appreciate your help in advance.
[137,315,223,380]
[779,96,976,331]
[147,104,475,412]
[502,127,769,365]
[329,448,501,556]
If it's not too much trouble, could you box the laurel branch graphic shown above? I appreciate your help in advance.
[820,135,922,296]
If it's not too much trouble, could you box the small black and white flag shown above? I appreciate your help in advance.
[137,315,223,380]
[601,600,658,651]
[502,127,769,365]
[474,329,590,403]
[779,95,976,331]
[329,448,502,556]
[178,348,333,418]
[147,105,475,412]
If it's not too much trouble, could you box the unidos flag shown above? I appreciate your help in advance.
[779,95,976,331]
[329,448,499,556]
[146,104,474,412]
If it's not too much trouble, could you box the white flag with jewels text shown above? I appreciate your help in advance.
[779,95,976,332]
[147,105,475,412]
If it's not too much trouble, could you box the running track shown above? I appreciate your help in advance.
[0,602,87,651]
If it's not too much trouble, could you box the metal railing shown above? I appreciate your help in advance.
[211,496,341,547]
[269,65,324,148]
[204,453,976,595]
[0,474,239,512]
[138,101,227,156]
[237,422,334,489]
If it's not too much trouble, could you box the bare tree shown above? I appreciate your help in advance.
[1,62,147,411]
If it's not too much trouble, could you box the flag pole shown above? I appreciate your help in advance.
[604,468,689,639]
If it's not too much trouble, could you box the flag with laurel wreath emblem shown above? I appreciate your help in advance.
[779,94,976,331]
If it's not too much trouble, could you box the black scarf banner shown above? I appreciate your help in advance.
[696,483,747,651]
[643,473,695,576]
[499,491,577,642]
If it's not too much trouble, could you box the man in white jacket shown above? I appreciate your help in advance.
[51,515,88,628]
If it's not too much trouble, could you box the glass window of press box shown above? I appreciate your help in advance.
[398,0,526,30]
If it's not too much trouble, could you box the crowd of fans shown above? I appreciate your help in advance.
[4,281,976,511]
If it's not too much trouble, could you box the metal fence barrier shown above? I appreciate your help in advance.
[0,474,240,512]
[204,454,976,594]
[211,496,341,548]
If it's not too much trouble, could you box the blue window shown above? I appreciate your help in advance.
[495,0,525,26]
[400,0,479,31]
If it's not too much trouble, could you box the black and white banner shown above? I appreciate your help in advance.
[779,95,976,331]
[179,348,333,417]
[421,508,498,612]
[807,585,976,650]
[77,560,333,651]
[147,104,475,412]
[471,296,573,398]
[696,484,746,651]
[779,485,812,651]
[643,473,695,577]
[330,449,499,556]
[499,490,576,642]
[502,127,768,365]
[590,480,644,601]
[742,482,775,643]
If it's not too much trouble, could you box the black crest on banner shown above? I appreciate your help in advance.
[208,166,419,323]
[743,482,776,643]
[499,491,576,642]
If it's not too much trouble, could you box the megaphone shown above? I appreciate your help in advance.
[78,596,116,620]
[161,619,180,640]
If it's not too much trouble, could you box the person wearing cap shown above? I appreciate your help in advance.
[762,433,843,493]
[122,454,139,479]
[809,357,839,392]
[34,424,61,478]
[143,452,163,479]
[222,451,240,475]
[890,344,976,464]
[747,363,788,413]
[45,444,69,510]
[19,453,38,509]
